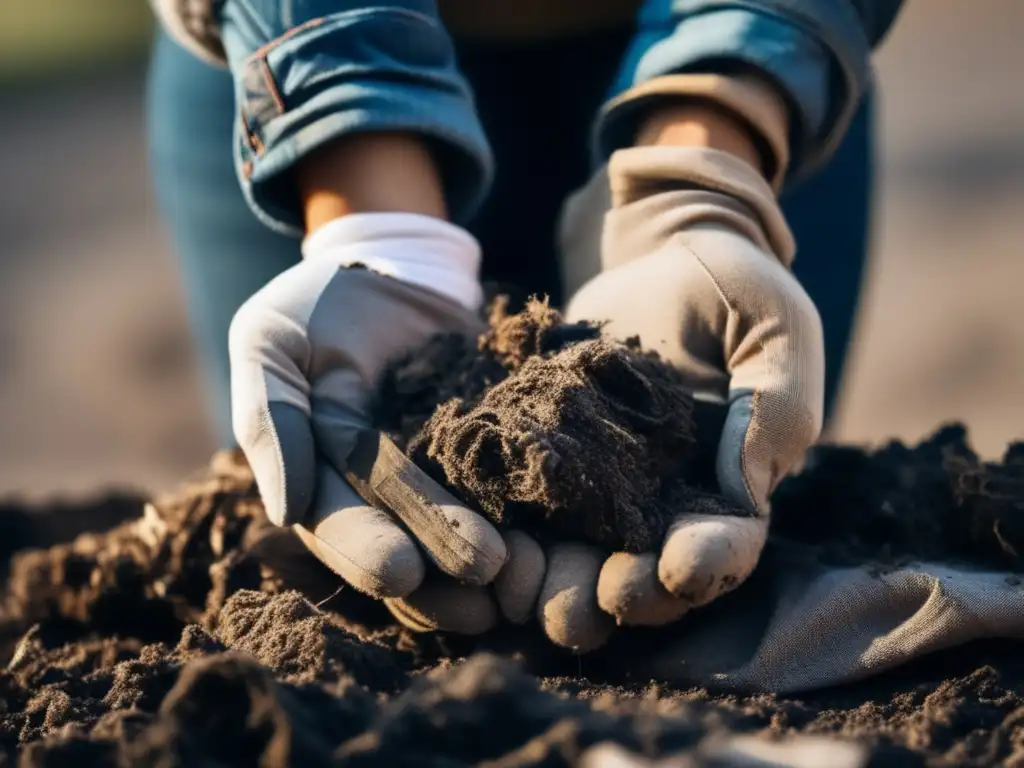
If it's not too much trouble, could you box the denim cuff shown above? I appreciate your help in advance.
[602,1,874,180]
[221,8,493,236]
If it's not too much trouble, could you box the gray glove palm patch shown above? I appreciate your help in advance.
[229,265,507,601]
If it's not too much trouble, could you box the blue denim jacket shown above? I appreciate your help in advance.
[216,0,903,236]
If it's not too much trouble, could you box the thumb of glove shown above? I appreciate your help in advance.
[228,265,326,526]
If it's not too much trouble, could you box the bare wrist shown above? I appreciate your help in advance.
[633,75,790,182]
[635,102,764,170]
[297,133,448,234]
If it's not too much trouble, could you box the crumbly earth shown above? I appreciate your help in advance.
[373,298,742,553]
[771,424,1024,570]
[1,302,1023,764]
[0,447,1023,765]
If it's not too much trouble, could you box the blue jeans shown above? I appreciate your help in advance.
[148,28,872,446]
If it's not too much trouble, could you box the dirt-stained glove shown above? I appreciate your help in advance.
[229,213,508,629]
[535,141,824,651]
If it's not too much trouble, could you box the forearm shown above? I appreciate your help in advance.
[602,0,906,180]
[298,133,447,233]
[633,75,789,181]
[150,1,490,237]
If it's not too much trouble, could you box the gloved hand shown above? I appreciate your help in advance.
[414,135,826,653]
[525,118,825,652]
[229,212,509,633]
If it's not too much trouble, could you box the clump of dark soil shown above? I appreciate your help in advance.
[0,493,144,581]
[374,298,741,553]
[773,424,1024,570]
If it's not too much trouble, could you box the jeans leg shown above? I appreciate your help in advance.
[455,27,634,304]
[783,93,874,424]
[147,31,301,446]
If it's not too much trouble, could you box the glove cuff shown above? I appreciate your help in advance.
[301,213,484,312]
[606,144,796,268]
[150,0,227,66]
[599,73,790,193]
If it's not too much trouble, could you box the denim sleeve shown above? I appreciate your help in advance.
[217,1,492,236]
[600,0,904,177]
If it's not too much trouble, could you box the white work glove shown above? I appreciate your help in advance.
[228,213,509,633]
[527,142,825,651]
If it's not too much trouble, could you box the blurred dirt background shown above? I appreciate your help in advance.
[0,0,1021,499]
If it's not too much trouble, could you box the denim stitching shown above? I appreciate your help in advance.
[241,6,442,65]
[259,57,286,114]
[239,9,455,135]
[246,16,327,61]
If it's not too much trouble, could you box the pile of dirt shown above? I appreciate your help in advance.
[0,455,750,764]
[772,424,1024,570]
[0,450,1022,765]
[0,300,1023,764]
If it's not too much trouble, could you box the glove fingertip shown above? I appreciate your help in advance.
[537,544,615,653]
[494,530,546,625]
[386,581,498,635]
[597,553,690,627]
[295,520,426,599]
[658,515,767,606]
[435,505,508,585]
[300,469,428,598]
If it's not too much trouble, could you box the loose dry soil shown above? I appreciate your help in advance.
[1,302,1023,766]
